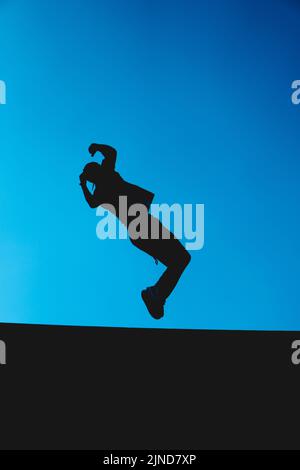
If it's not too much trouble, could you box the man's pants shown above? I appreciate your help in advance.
[129,215,191,300]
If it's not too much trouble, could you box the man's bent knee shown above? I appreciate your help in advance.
[178,249,191,270]
[184,250,191,267]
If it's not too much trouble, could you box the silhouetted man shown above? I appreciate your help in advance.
[80,143,191,319]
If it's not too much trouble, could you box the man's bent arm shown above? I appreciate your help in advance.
[80,182,98,208]
[89,143,117,171]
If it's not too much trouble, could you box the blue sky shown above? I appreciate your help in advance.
[0,0,300,330]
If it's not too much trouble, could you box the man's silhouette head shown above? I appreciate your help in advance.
[82,162,101,184]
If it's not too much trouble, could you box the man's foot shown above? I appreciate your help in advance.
[141,287,165,320]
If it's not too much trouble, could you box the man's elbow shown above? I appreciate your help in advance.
[107,146,117,159]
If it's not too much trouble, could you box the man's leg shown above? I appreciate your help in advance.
[130,215,191,313]
[153,239,191,300]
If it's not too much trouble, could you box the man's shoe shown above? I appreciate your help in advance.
[141,287,165,319]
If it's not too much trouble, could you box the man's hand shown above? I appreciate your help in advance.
[79,172,86,186]
[88,143,117,171]
[88,143,99,157]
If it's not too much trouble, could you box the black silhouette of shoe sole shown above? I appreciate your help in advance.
[141,290,164,320]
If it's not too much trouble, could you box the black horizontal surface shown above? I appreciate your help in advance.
[0,323,299,450]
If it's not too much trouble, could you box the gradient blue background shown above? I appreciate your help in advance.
[1,0,299,329]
